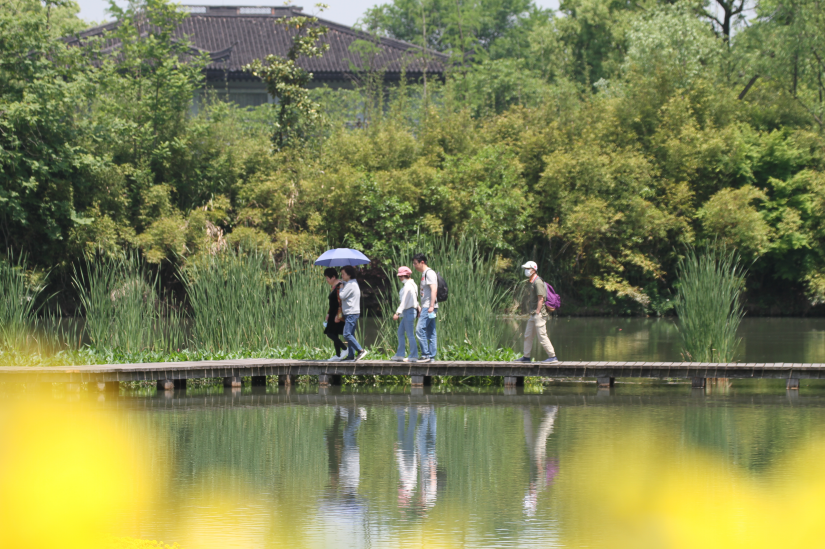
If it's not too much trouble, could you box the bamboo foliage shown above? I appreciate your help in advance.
[674,247,745,363]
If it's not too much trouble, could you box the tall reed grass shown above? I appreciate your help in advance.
[0,253,43,352]
[674,247,745,362]
[74,253,184,353]
[375,236,511,357]
[182,250,328,352]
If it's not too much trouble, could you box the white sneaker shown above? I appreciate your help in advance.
[339,349,348,358]
[327,354,343,362]
[356,349,369,361]
[390,355,405,362]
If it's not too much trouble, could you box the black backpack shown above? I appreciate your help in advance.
[426,269,449,302]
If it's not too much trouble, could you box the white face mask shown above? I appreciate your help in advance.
[524,269,532,277]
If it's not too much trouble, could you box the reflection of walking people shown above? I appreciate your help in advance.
[522,406,559,516]
[395,406,438,511]
[323,268,348,362]
[392,266,420,362]
[339,266,368,361]
[412,254,438,363]
[324,406,366,508]
[514,261,558,363]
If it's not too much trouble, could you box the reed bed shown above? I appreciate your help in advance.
[0,253,43,352]
[74,253,184,354]
[674,247,745,363]
[182,250,328,353]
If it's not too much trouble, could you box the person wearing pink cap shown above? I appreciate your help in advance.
[391,266,420,362]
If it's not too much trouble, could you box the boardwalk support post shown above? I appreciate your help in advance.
[597,377,615,388]
[251,376,267,386]
[692,377,706,389]
[94,381,119,392]
[787,378,800,390]
[319,374,342,386]
[503,376,524,387]
[157,379,186,391]
[411,375,431,387]
[278,374,295,386]
[223,376,243,388]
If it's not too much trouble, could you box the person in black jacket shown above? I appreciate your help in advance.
[323,267,348,361]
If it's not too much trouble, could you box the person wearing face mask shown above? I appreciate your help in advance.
[513,261,558,363]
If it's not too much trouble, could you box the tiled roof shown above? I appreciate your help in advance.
[66,5,450,82]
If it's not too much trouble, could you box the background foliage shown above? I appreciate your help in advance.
[4,0,825,316]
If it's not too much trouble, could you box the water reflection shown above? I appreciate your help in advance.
[37,385,825,548]
[395,406,438,514]
[325,406,366,499]
[522,406,559,516]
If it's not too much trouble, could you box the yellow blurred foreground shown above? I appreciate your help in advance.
[554,425,825,549]
[2,395,825,548]
[0,396,156,549]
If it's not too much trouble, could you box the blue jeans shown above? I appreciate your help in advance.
[396,308,419,359]
[416,312,437,359]
[343,314,363,358]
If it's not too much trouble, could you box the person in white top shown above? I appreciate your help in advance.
[412,253,438,363]
[392,266,420,362]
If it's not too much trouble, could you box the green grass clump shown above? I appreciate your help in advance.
[0,253,43,352]
[674,247,745,363]
[73,253,184,353]
[182,250,328,352]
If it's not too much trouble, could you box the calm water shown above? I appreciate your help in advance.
[498,317,825,362]
[76,382,825,548]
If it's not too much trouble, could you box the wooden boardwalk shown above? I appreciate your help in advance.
[0,359,820,389]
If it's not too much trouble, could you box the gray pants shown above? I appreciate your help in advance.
[524,313,555,358]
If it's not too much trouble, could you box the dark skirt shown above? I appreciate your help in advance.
[324,318,345,335]
[324,285,345,335]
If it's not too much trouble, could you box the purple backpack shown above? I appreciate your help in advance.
[544,281,561,311]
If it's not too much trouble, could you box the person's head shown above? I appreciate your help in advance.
[323,267,339,286]
[396,266,412,281]
[341,265,356,281]
[412,253,428,272]
[521,261,538,278]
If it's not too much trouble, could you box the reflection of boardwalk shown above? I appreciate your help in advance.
[396,406,438,512]
[523,406,559,516]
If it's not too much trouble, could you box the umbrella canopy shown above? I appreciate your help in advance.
[314,248,371,267]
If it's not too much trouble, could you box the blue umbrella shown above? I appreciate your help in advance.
[314,248,371,267]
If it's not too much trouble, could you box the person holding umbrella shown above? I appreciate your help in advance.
[339,265,368,361]
[323,267,347,361]
[314,248,371,362]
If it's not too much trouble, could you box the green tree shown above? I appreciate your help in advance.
[0,0,100,261]
[245,7,330,150]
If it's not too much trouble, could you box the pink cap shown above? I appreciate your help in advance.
[397,266,412,277]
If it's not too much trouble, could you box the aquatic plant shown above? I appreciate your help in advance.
[674,246,745,363]
[73,253,183,354]
[0,253,43,352]
[182,250,277,352]
[182,250,328,352]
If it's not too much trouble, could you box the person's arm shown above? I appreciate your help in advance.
[535,279,546,315]
[395,285,406,318]
[427,271,437,313]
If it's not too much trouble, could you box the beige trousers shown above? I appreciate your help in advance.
[524,313,555,358]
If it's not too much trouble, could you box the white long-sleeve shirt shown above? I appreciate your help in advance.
[396,279,420,314]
